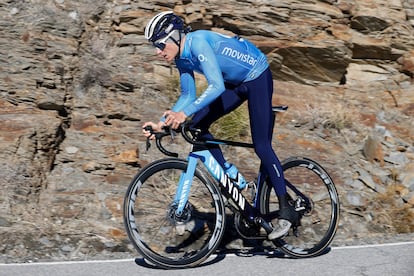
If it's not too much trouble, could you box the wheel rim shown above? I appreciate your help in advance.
[261,157,339,257]
[124,160,225,268]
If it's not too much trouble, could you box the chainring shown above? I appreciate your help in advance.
[234,213,264,239]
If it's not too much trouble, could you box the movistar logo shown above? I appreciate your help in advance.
[221,47,257,66]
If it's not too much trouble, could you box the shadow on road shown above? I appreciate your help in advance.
[133,215,332,269]
[133,242,332,270]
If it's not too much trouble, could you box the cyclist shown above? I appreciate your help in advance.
[142,11,298,239]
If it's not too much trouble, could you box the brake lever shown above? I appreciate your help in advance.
[146,137,151,152]
[144,126,153,152]
[170,129,177,141]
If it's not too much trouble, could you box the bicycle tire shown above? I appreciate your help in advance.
[123,158,226,268]
[259,156,340,258]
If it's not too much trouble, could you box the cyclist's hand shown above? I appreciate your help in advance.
[163,110,187,130]
[142,121,164,140]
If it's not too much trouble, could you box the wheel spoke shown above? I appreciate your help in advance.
[260,157,339,257]
[124,159,225,268]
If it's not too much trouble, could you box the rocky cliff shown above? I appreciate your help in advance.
[0,0,413,262]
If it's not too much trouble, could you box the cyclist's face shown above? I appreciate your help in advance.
[156,42,178,63]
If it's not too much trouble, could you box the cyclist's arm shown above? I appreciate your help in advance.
[171,67,196,113]
[159,67,196,123]
[181,38,225,116]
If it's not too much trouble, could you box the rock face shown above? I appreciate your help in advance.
[0,0,413,262]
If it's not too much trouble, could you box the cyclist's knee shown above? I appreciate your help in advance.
[254,143,274,158]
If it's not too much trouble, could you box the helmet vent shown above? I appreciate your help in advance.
[165,23,173,34]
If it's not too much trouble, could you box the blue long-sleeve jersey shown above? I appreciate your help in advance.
[170,30,269,116]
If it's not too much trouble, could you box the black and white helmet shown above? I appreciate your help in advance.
[144,11,187,42]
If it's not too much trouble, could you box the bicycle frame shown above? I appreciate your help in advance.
[174,149,246,213]
[174,142,280,236]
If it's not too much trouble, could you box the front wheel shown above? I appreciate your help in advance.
[123,158,226,269]
[259,156,340,258]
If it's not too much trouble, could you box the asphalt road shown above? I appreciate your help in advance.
[1,242,413,276]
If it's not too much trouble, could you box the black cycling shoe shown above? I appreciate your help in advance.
[268,194,300,240]
[268,205,299,240]
[279,204,300,226]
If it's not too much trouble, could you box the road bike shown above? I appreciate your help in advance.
[123,105,340,269]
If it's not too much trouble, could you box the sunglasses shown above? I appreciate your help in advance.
[152,30,176,50]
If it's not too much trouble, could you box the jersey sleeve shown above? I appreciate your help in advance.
[181,37,225,116]
[159,66,196,122]
[171,67,196,113]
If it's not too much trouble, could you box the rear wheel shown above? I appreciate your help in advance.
[124,158,226,268]
[259,156,340,257]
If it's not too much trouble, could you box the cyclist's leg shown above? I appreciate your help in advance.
[190,88,245,167]
[241,68,298,236]
[242,68,285,195]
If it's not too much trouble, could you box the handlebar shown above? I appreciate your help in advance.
[143,105,288,157]
[144,122,202,157]
[144,121,255,157]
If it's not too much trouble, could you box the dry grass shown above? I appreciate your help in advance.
[210,103,250,141]
[371,184,414,233]
[294,103,355,132]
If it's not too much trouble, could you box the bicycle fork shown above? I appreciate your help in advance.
[173,154,198,218]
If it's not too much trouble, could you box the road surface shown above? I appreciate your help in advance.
[1,241,413,276]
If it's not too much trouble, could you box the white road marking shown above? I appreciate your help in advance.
[1,241,413,266]
[331,240,414,250]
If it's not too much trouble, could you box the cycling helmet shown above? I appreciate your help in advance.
[144,11,187,43]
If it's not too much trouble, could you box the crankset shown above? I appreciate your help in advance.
[234,213,265,240]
